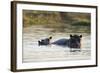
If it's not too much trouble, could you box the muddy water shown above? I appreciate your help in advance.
[22,25,91,63]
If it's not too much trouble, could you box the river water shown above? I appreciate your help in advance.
[22,25,91,63]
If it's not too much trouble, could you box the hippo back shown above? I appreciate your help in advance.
[52,39,70,46]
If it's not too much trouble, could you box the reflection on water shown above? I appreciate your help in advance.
[23,25,91,63]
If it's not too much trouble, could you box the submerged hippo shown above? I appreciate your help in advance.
[38,35,82,48]
[38,36,52,46]
[52,35,82,48]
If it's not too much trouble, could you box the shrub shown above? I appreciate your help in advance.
[71,21,90,26]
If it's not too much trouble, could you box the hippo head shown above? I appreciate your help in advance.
[38,36,52,46]
[70,35,82,48]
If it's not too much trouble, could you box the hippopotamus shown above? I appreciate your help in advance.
[38,36,52,46]
[38,35,82,48]
[52,35,82,48]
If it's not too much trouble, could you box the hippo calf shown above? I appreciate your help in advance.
[38,36,52,46]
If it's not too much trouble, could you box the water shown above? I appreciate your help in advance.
[22,25,91,63]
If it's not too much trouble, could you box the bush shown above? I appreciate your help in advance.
[71,21,90,26]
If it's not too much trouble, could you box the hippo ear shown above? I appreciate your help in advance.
[80,35,82,38]
[49,36,52,39]
[70,34,73,37]
[38,41,40,43]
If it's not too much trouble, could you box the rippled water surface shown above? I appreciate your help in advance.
[23,25,91,63]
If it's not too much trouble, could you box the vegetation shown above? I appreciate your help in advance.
[71,21,90,26]
[23,10,91,33]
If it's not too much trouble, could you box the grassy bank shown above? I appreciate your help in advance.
[23,10,91,33]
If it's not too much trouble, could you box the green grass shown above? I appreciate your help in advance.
[23,10,91,33]
[71,21,90,26]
